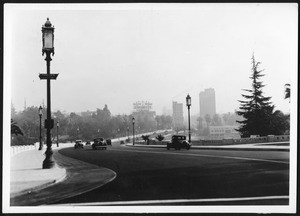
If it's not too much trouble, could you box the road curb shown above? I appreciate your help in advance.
[125,144,289,152]
[10,150,117,206]
[10,164,67,199]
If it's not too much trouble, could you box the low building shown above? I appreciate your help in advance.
[209,125,240,139]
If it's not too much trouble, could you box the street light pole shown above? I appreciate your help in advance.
[127,126,129,140]
[132,117,135,145]
[40,18,58,169]
[186,94,192,143]
[38,106,43,150]
[56,121,59,147]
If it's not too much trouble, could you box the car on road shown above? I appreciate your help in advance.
[92,137,107,150]
[74,140,84,149]
[167,135,191,150]
[85,141,91,145]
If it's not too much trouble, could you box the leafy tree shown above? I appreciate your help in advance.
[11,119,23,136]
[156,134,165,141]
[212,114,222,126]
[204,114,211,127]
[269,110,290,135]
[236,55,275,137]
[197,116,204,131]
[284,83,290,102]
[142,135,150,142]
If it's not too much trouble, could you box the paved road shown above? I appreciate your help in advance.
[54,144,289,205]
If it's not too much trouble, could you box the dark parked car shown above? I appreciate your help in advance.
[74,140,84,149]
[167,135,191,150]
[92,137,107,150]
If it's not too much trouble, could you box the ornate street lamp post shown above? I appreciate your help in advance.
[38,106,43,150]
[39,18,58,169]
[132,117,135,145]
[56,121,59,147]
[186,94,192,143]
[127,126,129,140]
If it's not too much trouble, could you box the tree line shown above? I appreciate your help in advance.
[11,104,173,146]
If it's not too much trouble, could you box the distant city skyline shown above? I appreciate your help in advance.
[5,4,296,117]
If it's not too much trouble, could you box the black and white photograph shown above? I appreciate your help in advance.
[2,3,298,214]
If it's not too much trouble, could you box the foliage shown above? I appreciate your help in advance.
[204,114,211,127]
[141,135,150,142]
[236,55,287,137]
[211,114,222,126]
[284,83,290,102]
[11,119,23,136]
[156,134,165,141]
[10,104,173,146]
[269,110,290,135]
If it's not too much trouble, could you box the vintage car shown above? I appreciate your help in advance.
[92,137,107,150]
[167,135,191,150]
[74,140,84,149]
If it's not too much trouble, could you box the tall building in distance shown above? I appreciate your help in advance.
[172,101,184,129]
[199,88,216,118]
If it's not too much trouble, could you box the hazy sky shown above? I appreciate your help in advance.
[5,3,297,116]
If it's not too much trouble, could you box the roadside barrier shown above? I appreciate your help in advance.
[10,142,73,157]
[10,144,37,157]
[192,135,290,146]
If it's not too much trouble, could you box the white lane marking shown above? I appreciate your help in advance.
[110,149,289,164]
[56,195,289,206]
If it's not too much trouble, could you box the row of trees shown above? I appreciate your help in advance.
[11,104,173,146]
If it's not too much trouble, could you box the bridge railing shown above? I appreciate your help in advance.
[192,135,290,146]
[10,144,38,157]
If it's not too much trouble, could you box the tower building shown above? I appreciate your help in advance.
[172,101,184,129]
[199,88,216,118]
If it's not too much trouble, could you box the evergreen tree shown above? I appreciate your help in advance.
[284,83,290,102]
[236,55,275,137]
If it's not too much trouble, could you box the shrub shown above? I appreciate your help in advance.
[156,134,164,141]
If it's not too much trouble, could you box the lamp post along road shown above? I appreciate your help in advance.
[186,94,191,143]
[56,121,59,147]
[127,126,129,140]
[38,106,43,150]
[39,18,58,169]
[132,117,135,145]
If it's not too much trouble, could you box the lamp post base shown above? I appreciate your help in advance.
[42,149,55,169]
[39,142,43,150]
[43,159,55,169]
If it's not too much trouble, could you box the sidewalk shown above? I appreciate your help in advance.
[10,148,67,198]
[10,144,116,206]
